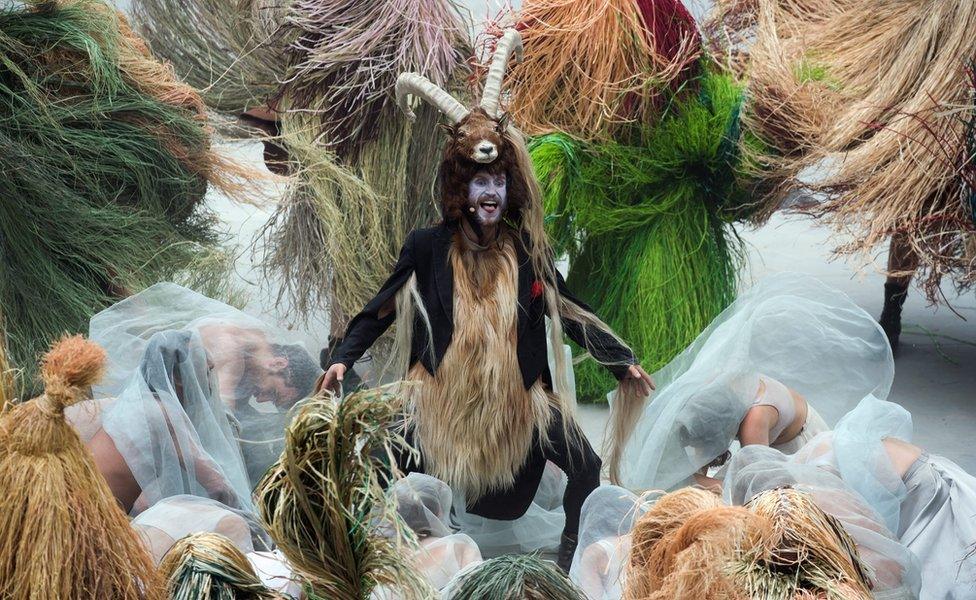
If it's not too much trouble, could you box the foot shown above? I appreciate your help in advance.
[556,532,578,573]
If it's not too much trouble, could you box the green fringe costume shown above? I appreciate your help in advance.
[532,70,754,401]
[0,0,232,389]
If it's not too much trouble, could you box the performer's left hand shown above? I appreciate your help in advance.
[623,364,655,396]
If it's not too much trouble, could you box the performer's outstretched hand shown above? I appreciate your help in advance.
[316,363,346,395]
[623,364,655,396]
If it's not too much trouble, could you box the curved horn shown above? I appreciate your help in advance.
[395,73,468,124]
[480,29,523,117]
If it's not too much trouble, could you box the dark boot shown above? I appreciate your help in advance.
[556,532,578,573]
[879,282,908,353]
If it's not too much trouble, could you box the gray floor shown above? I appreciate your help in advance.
[577,214,976,472]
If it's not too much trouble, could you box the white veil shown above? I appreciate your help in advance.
[131,494,271,564]
[569,485,652,600]
[724,445,922,599]
[793,396,913,535]
[451,461,567,557]
[392,473,455,539]
[616,272,894,492]
[89,283,322,514]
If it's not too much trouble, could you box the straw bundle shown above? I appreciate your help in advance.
[279,0,469,155]
[255,387,432,600]
[0,335,163,599]
[629,507,762,600]
[503,0,700,141]
[130,0,286,114]
[260,101,444,326]
[448,554,587,600]
[158,532,282,600]
[624,487,873,600]
[626,487,724,594]
[259,1,468,330]
[734,488,873,599]
[739,0,976,299]
[0,0,242,389]
[531,71,748,401]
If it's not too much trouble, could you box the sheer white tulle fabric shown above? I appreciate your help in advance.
[724,445,922,599]
[569,485,653,600]
[792,396,913,534]
[130,495,271,564]
[247,550,304,598]
[795,396,976,600]
[88,283,321,515]
[451,461,567,557]
[615,272,894,492]
[369,474,483,598]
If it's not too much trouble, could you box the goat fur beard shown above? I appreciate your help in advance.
[403,233,554,500]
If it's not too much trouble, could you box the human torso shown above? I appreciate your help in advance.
[405,233,552,500]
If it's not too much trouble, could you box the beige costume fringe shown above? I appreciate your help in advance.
[732,0,976,299]
[625,487,873,599]
[0,335,163,599]
[404,235,553,500]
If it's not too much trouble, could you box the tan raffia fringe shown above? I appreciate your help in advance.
[0,335,164,599]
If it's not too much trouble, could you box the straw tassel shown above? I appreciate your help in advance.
[0,335,164,599]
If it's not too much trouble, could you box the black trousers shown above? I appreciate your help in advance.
[392,408,601,535]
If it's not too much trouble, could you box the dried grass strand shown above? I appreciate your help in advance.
[0,335,163,599]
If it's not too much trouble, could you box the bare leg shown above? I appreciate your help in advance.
[880,234,919,353]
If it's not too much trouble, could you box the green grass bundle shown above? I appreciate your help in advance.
[447,554,586,600]
[158,532,283,600]
[0,0,238,390]
[255,387,431,600]
[532,71,748,402]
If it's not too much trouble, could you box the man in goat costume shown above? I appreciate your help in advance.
[319,30,653,568]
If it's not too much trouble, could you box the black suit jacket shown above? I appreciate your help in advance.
[329,222,635,385]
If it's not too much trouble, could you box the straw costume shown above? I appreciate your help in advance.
[257,0,472,344]
[127,0,472,349]
[323,29,649,571]
[0,0,241,390]
[502,0,757,402]
[718,0,976,350]
[623,487,876,600]
[256,388,432,600]
[0,335,164,599]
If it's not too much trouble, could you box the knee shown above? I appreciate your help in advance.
[569,446,601,484]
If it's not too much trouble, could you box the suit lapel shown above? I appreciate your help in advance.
[432,224,454,326]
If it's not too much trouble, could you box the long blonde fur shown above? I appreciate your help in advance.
[402,236,553,498]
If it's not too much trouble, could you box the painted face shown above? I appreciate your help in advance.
[466,171,508,226]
